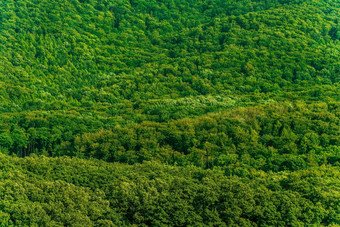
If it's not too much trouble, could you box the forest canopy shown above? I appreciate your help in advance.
[0,0,339,226]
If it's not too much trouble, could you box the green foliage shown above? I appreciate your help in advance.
[0,0,339,159]
[0,0,339,109]
[0,153,339,226]
[0,0,339,225]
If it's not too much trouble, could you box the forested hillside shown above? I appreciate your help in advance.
[0,154,339,226]
[0,0,339,225]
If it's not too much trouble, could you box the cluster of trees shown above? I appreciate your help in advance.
[0,0,339,225]
[0,0,339,111]
[0,101,338,173]
[0,153,338,226]
[66,101,340,172]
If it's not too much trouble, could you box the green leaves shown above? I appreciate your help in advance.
[3,153,340,226]
[0,0,339,225]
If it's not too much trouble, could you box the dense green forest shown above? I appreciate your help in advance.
[0,0,339,225]
[0,153,339,226]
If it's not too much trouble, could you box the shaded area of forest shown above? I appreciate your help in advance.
[0,153,339,226]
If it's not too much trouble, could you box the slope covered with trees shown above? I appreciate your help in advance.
[0,0,339,160]
[0,153,339,226]
[0,0,339,225]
